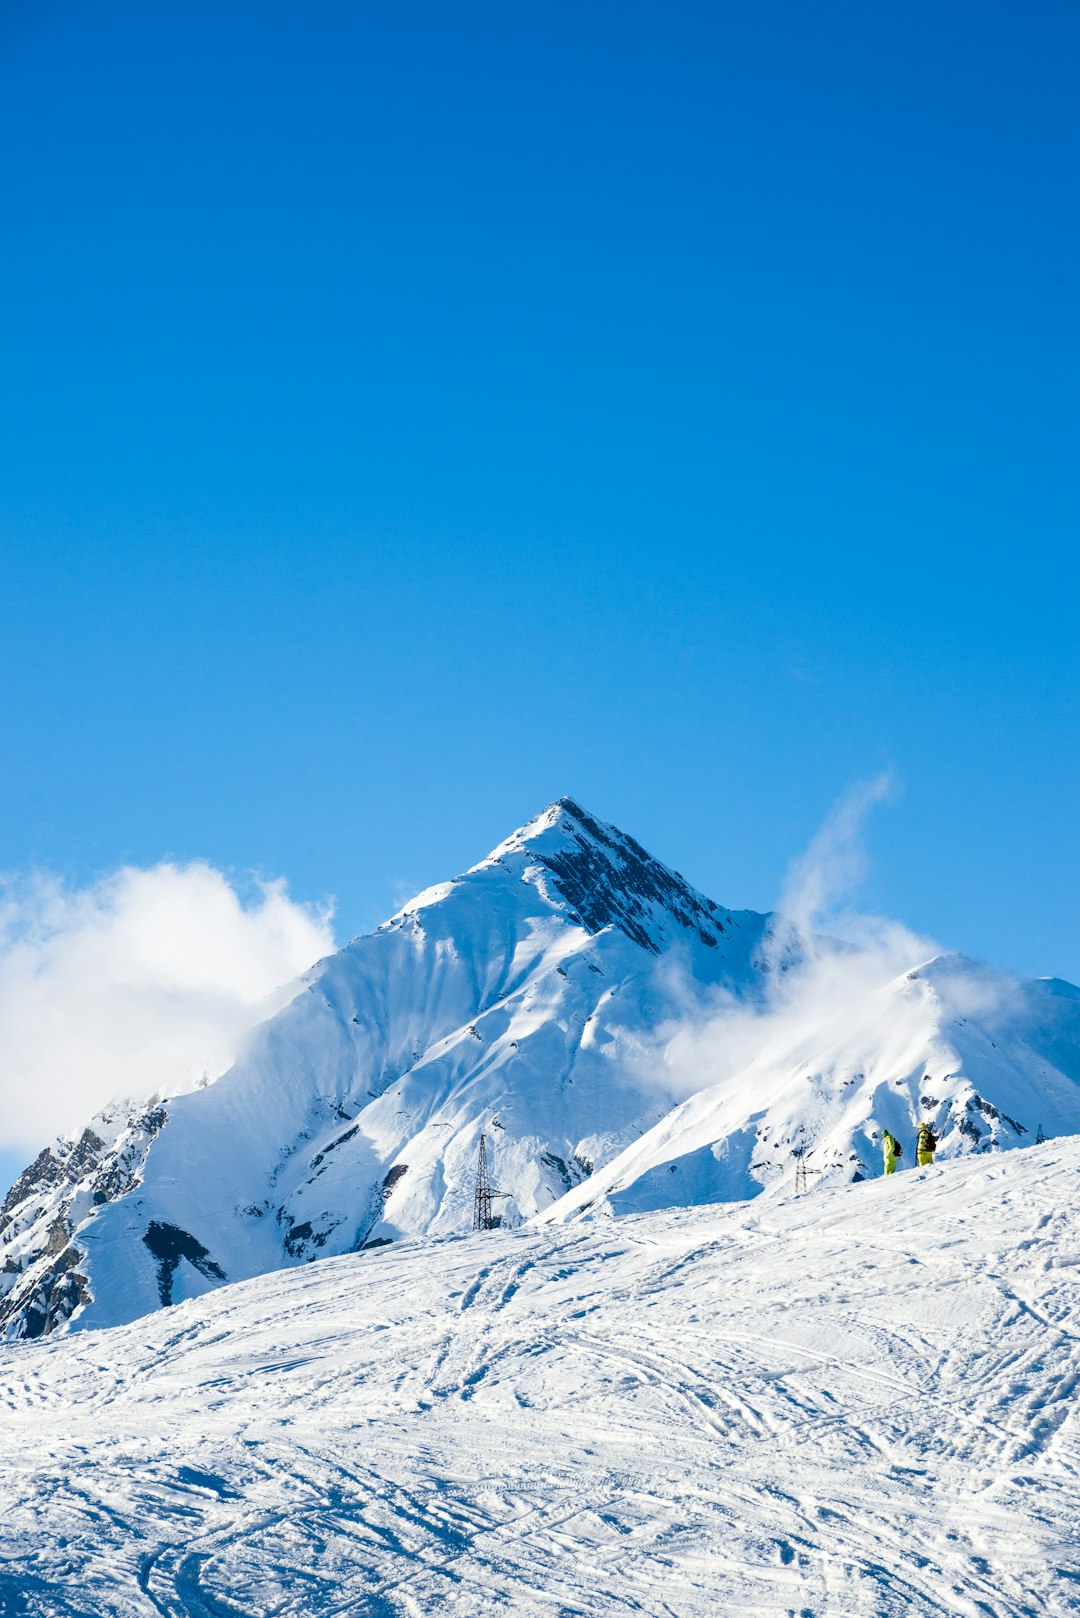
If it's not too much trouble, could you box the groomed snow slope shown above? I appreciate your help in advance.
[3,1139,1079,1616]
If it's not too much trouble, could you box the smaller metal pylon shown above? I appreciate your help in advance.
[472,1131,495,1231]
[472,1131,511,1231]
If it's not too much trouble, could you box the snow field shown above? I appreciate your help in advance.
[2,1138,1079,1615]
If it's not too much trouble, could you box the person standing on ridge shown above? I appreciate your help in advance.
[881,1129,902,1175]
[916,1121,938,1167]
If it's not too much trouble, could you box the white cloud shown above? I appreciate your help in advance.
[0,863,335,1158]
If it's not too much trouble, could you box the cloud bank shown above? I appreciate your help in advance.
[0,863,335,1158]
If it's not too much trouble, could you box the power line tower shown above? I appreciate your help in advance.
[1036,1122,1046,1145]
[472,1132,509,1231]
[793,1145,822,1195]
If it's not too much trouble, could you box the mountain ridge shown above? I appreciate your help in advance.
[0,800,771,1338]
[1,798,1078,1341]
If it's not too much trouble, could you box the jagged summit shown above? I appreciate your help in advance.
[486,794,607,851]
[476,796,733,955]
[386,797,735,957]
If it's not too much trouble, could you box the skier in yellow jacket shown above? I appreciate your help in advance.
[916,1121,938,1167]
[881,1129,902,1175]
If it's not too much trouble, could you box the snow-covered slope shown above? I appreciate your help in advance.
[2,797,1078,1343]
[541,956,1080,1223]
[0,800,768,1338]
[2,1139,1079,1616]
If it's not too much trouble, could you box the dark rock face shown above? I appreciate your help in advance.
[283,1219,321,1255]
[951,1090,1028,1151]
[0,1105,171,1338]
[142,1221,226,1307]
[0,1148,74,1237]
[90,1108,168,1205]
[13,1245,92,1340]
[537,799,730,955]
[381,1164,408,1202]
[282,1212,347,1258]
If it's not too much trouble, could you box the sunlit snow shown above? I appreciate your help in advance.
[2,1141,1078,1614]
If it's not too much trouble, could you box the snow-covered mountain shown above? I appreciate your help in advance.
[2,797,1079,1341]
[541,958,1080,1224]
[0,800,768,1338]
[3,1139,1080,1615]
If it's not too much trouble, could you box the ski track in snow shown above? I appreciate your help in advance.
[2,1144,1080,1616]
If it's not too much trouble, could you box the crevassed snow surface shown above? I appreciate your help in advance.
[3,1139,1079,1616]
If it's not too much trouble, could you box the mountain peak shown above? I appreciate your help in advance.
[488,795,598,843]
[487,798,730,955]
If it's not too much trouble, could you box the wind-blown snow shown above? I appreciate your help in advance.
[541,955,1080,1222]
[2,1139,1078,1615]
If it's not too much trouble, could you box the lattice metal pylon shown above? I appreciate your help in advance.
[793,1145,822,1195]
[472,1131,510,1231]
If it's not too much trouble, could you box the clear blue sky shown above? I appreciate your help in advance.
[1,0,1077,980]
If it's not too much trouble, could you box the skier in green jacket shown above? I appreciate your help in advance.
[881,1129,902,1175]
[916,1121,937,1167]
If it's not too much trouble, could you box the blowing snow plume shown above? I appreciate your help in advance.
[0,862,335,1160]
[535,779,1080,1222]
[645,773,935,1102]
[765,771,898,969]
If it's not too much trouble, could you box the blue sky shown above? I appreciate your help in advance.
[0,0,1077,1018]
